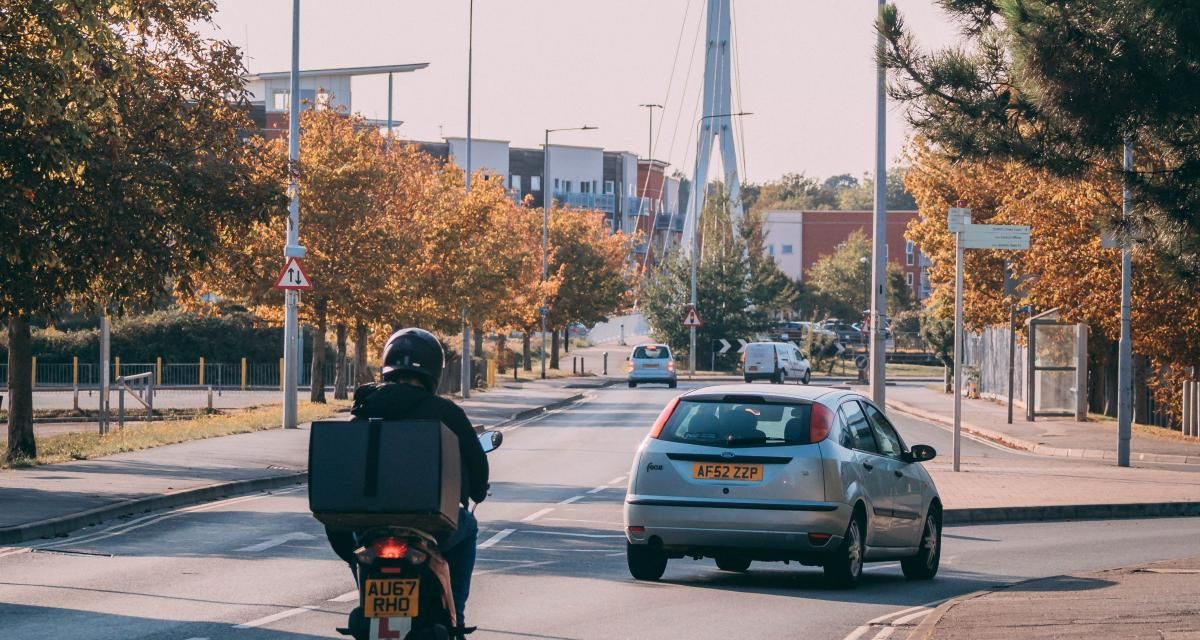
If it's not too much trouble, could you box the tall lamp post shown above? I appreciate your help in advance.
[869,0,888,406]
[686,111,752,377]
[542,125,598,379]
[282,0,302,429]
[461,0,475,399]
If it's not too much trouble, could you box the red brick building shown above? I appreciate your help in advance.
[761,210,928,299]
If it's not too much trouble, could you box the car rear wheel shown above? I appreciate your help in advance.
[901,512,941,580]
[627,542,667,581]
[628,381,637,388]
[743,376,752,383]
[715,556,751,572]
[824,513,865,588]
[668,381,677,389]
[772,370,783,384]
[801,368,811,385]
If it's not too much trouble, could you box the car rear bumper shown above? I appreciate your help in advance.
[624,497,852,557]
[628,370,677,382]
[741,371,777,381]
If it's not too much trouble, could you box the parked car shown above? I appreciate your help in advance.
[742,341,812,384]
[823,320,865,345]
[624,384,942,587]
[627,344,677,388]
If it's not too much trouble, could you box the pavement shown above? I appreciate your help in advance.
[911,556,1200,639]
[0,378,598,544]
[888,384,1200,465]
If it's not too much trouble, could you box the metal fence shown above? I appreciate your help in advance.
[0,360,354,390]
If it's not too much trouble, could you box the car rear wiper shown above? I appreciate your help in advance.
[723,436,769,445]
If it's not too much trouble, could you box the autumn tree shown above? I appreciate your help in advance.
[0,1,280,461]
[804,229,915,320]
[880,0,1200,278]
[545,207,635,369]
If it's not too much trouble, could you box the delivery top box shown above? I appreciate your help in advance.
[309,418,461,534]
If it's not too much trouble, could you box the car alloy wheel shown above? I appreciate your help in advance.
[825,515,864,588]
[901,512,941,580]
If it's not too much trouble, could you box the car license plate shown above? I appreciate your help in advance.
[692,462,763,482]
[748,366,758,372]
[643,363,659,368]
[364,579,419,618]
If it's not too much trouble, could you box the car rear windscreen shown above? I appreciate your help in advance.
[658,399,815,447]
[633,346,669,359]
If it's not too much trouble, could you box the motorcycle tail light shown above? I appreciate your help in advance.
[372,537,409,560]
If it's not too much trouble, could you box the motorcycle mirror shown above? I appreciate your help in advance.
[479,430,503,453]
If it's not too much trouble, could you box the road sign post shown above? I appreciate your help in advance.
[682,306,702,379]
[950,205,1030,472]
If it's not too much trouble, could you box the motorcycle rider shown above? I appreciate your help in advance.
[325,327,490,631]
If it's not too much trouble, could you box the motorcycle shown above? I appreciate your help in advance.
[338,430,503,640]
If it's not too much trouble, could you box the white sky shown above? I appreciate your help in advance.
[202,1,961,182]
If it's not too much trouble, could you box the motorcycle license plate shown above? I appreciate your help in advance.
[364,579,419,618]
[692,462,763,482]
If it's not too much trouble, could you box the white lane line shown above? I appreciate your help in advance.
[521,508,555,523]
[236,532,315,553]
[233,604,320,629]
[867,602,933,625]
[478,528,516,549]
[329,590,358,602]
[521,530,625,539]
[841,626,873,640]
[870,628,896,640]
[0,547,30,559]
[557,495,584,505]
[841,597,952,640]
[474,560,555,576]
[184,637,210,640]
[586,486,607,494]
[496,393,595,433]
[608,475,627,485]
[893,608,936,625]
[544,517,623,525]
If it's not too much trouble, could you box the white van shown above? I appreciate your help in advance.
[741,341,812,384]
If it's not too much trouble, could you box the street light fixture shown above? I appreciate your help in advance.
[686,111,752,377]
[542,125,599,379]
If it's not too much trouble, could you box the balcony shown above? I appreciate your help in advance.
[625,196,647,217]
[553,192,615,213]
[633,242,648,254]
[671,213,685,231]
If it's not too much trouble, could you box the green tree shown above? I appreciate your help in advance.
[880,0,1200,277]
[804,229,914,320]
[642,191,798,370]
[1,1,279,461]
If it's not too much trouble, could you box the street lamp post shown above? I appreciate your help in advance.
[869,0,888,407]
[461,0,475,399]
[282,0,302,429]
[542,125,598,379]
[686,111,752,377]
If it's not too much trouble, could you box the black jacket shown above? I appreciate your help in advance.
[349,381,490,506]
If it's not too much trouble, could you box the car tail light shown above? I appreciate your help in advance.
[667,360,675,372]
[372,537,409,560]
[810,403,833,443]
[648,396,681,439]
[628,526,646,534]
[808,532,832,545]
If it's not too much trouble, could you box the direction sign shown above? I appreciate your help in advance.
[717,338,731,355]
[682,306,703,328]
[275,257,312,290]
[736,339,747,353]
[962,224,1031,250]
[948,207,971,233]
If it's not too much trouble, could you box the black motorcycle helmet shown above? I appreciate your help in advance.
[380,328,444,392]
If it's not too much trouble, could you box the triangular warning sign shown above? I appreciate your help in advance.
[275,257,313,290]
[682,306,703,328]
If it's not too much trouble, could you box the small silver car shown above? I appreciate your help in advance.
[624,384,941,587]
[627,344,677,389]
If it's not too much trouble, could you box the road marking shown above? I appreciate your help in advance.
[184,637,210,640]
[841,597,951,640]
[608,475,627,485]
[479,528,516,549]
[586,486,607,494]
[893,608,937,625]
[521,508,555,522]
[557,495,584,505]
[474,560,555,576]
[841,626,873,640]
[0,547,30,559]
[236,532,315,553]
[496,393,594,433]
[233,604,320,629]
[522,530,625,539]
[870,628,896,640]
[329,590,358,602]
[544,517,623,525]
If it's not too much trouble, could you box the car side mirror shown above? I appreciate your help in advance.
[479,430,503,454]
[907,444,936,463]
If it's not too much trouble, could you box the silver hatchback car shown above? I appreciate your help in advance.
[624,384,941,587]
[627,344,678,389]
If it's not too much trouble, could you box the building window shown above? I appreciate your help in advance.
[605,180,615,195]
[532,176,541,191]
[906,252,915,266]
[906,272,914,287]
[581,181,591,194]
[592,180,599,193]
[629,183,635,196]
[782,244,794,255]
[511,175,522,191]
[272,90,289,110]
[906,240,914,254]
[554,178,560,190]
[766,245,775,256]
[564,180,573,192]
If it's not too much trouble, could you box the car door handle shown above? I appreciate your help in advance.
[862,462,874,471]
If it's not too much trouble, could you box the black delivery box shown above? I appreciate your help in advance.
[309,418,461,534]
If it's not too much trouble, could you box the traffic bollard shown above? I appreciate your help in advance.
[207,386,214,413]
[581,357,586,374]
[572,357,578,375]
[603,352,608,376]
[118,385,126,430]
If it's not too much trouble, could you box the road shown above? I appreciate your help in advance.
[1,381,1198,640]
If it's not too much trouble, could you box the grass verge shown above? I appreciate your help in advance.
[1,400,349,469]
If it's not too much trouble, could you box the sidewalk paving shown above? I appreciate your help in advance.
[888,384,1200,465]
[0,379,588,544]
[913,556,1200,639]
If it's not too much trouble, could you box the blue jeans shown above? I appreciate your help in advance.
[439,507,478,627]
